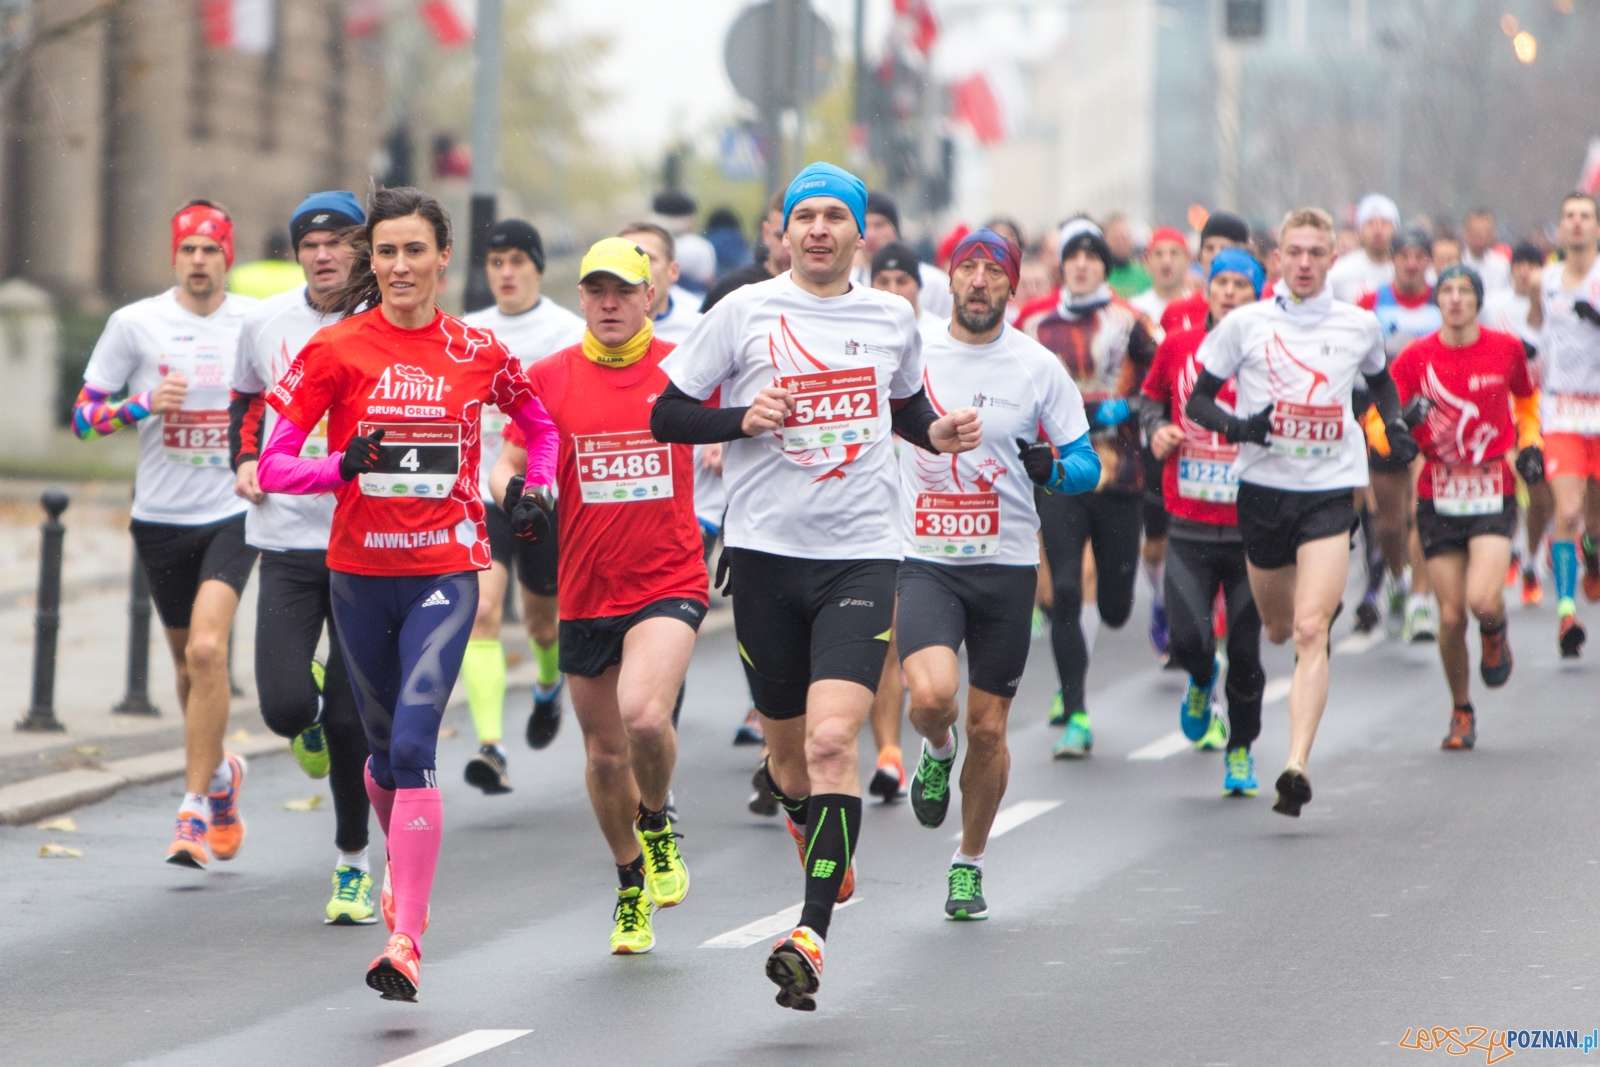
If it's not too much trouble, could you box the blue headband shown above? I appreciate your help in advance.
[1209,248,1266,296]
[783,162,867,236]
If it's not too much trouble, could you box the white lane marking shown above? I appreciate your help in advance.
[1127,731,1192,761]
[702,898,860,948]
[950,799,1061,840]
[1334,631,1382,655]
[377,1030,533,1067]
[1263,677,1292,704]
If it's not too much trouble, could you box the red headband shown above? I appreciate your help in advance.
[171,204,235,268]
[1149,226,1188,251]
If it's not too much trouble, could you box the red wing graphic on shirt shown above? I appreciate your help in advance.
[1418,363,1495,465]
[910,368,1008,492]
[767,314,866,482]
[1264,332,1331,405]
[1176,353,1233,444]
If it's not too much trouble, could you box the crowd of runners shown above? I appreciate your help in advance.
[73,162,1597,1011]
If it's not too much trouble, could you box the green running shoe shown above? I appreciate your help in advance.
[1195,713,1229,752]
[1048,689,1067,727]
[325,865,377,925]
[634,816,689,908]
[1223,748,1258,796]
[610,886,656,955]
[292,723,330,779]
[909,735,958,828]
[1052,711,1092,759]
[945,863,988,920]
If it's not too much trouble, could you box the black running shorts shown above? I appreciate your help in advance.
[1234,483,1360,570]
[1415,497,1518,559]
[895,560,1036,698]
[484,500,514,567]
[725,547,897,721]
[514,499,559,598]
[558,596,708,678]
[1142,448,1170,539]
[130,514,258,629]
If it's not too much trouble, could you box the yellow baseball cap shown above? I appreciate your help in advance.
[579,237,652,286]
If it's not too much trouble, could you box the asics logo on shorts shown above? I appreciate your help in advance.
[421,590,451,608]
[838,597,874,607]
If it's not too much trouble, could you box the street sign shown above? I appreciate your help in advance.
[724,0,835,113]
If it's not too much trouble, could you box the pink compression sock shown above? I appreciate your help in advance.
[364,762,395,836]
[387,787,443,951]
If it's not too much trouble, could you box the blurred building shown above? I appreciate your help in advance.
[2,0,386,309]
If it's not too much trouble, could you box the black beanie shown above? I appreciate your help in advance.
[871,242,922,285]
[1200,211,1250,246]
[866,191,901,235]
[487,219,545,273]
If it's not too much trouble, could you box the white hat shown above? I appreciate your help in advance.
[1356,193,1399,228]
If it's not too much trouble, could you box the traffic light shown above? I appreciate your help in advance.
[1225,0,1264,40]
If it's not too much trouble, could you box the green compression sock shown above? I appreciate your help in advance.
[534,639,561,690]
[462,638,506,745]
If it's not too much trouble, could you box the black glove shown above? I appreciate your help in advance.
[1516,445,1545,485]
[1385,421,1420,465]
[1015,438,1057,486]
[1226,403,1274,446]
[510,484,555,544]
[1402,395,1432,429]
[714,549,732,595]
[338,427,385,481]
[1575,300,1600,328]
[501,474,525,516]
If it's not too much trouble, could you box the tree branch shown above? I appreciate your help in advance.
[0,0,131,86]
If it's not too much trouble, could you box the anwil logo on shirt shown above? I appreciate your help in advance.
[363,528,452,549]
[370,364,447,403]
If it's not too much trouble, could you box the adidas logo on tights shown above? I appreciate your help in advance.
[421,590,450,608]
[403,816,431,831]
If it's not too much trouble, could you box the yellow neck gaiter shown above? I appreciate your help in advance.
[581,322,653,368]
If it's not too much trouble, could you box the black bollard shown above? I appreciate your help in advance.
[17,489,69,732]
[112,543,160,716]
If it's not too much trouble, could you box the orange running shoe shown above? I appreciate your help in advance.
[784,815,854,903]
[1441,706,1476,751]
[205,753,248,861]
[867,751,905,802]
[1560,613,1587,659]
[379,865,432,935]
[165,811,209,869]
[366,934,420,1002]
[1521,569,1543,606]
[1479,624,1513,688]
[766,926,824,1011]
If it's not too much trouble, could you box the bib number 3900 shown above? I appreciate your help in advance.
[912,492,1000,558]
[356,422,460,498]
[779,366,879,452]
[574,431,673,503]
[1269,401,1344,458]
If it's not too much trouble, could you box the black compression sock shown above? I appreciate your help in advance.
[637,803,667,833]
[765,762,809,826]
[618,855,645,891]
[798,794,861,939]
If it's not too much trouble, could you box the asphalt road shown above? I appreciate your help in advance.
[3,576,1598,1067]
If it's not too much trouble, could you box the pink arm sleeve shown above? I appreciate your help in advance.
[257,416,346,495]
[509,396,558,488]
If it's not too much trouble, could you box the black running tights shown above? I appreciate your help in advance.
[1164,536,1265,751]
[1037,490,1141,713]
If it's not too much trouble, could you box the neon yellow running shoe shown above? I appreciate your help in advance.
[1195,713,1229,752]
[292,724,330,779]
[610,886,656,954]
[326,865,377,925]
[634,815,689,907]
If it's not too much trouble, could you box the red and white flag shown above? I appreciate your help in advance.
[1580,139,1600,197]
[950,74,1004,144]
[200,0,274,54]
[420,0,474,46]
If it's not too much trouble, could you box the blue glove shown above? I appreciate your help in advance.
[1094,398,1131,428]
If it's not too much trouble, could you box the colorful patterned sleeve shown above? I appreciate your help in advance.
[72,384,153,441]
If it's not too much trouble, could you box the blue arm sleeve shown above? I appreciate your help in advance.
[1045,433,1100,495]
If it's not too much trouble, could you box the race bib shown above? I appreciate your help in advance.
[1270,401,1344,458]
[1176,442,1240,503]
[912,492,1000,558]
[161,410,229,467]
[1545,393,1600,435]
[301,416,329,459]
[357,422,460,498]
[574,431,673,504]
[779,367,879,452]
[1430,462,1505,516]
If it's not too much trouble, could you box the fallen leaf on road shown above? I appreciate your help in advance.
[284,796,323,811]
[39,844,82,858]
[438,727,458,739]
[227,729,253,743]
[36,817,76,832]
[71,746,103,757]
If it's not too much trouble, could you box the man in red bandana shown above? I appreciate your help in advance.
[73,200,260,871]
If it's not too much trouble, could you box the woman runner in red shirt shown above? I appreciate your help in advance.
[258,187,558,1002]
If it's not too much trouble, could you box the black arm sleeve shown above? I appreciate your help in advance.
[890,388,939,453]
[649,381,750,444]
[1138,395,1171,442]
[228,390,265,471]
[1183,370,1240,438]
[1362,367,1404,427]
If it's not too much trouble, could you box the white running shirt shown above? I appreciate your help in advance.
[1198,293,1386,491]
[463,297,585,500]
[900,323,1088,565]
[233,286,339,550]
[1480,289,1536,347]
[1537,258,1600,433]
[661,271,924,561]
[1327,251,1394,305]
[1463,248,1513,296]
[85,289,255,526]
[1129,288,1170,324]
[851,261,954,320]
[653,291,703,344]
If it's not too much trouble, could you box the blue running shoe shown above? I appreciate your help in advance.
[1052,711,1092,759]
[1223,748,1257,796]
[1180,677,1215,741]
[1149,600,1170,656]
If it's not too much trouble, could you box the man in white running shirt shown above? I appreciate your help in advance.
[895,229,1097,921]
[651,161,981,1011]
[871,241,945,336]
[1187,207,1418,818]
[461,219,585,765]
[620,222,702,344]
[1481,241,1545,346]
[1130,226,1193,324]
[1328,193,1398,304]
[1462,209,1513,296]
[231,190,376,921]
[74,200,258,870]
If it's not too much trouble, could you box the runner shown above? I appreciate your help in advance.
[1462,209,1513,296]
[1187,206,1417,817]
[1391,264,1542,750]
[651,162,982,1010]
[460,219,584,781]
[1129,226,1193,325]
[1142,249,1269,792]
[619,221,702,343]
[1328,193,1398,304]
[1104,214,1152,298]
[1017,217,1160,755]
[1532,192,1600,658]
[897,229,1095,918]
[76,200,258,870]
[491,237,704,956]
[872,240,944,333]
[1432,231,1462,274]
[850,191,954,318]
[1162,212,1249,334]
[231,190,375,918]
[701,191,790,313]
[256,186,558,1002]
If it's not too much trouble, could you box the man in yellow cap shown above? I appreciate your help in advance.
[490,237,709,955]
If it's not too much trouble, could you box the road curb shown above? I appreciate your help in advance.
[0,732,290,825]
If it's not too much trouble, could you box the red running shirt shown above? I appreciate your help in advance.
[269,307,543,576]
[1390,329,1535,500]
[1143,325,1241,526]
[1161,290,1209,335]
[504,338,708,620]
